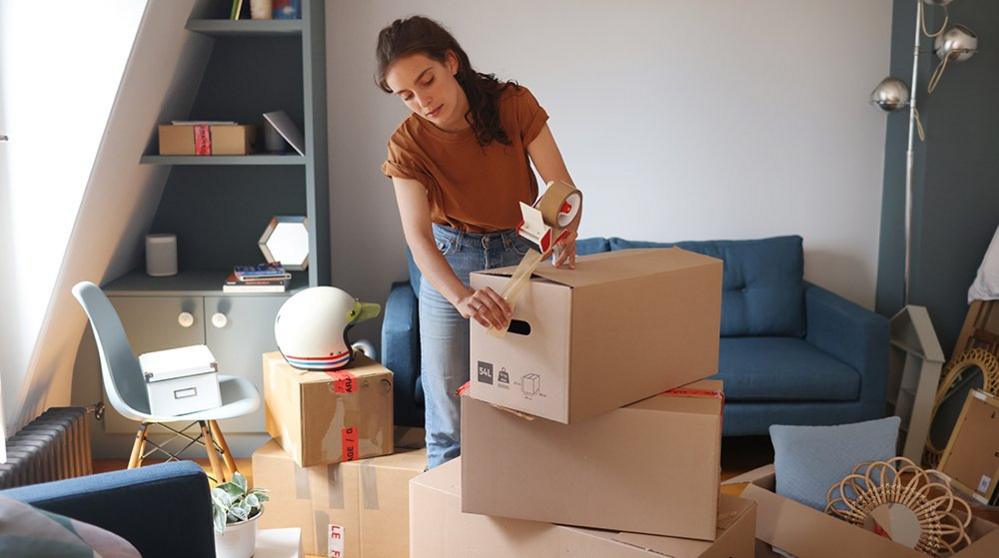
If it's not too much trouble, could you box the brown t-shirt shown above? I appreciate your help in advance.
[381,86,549,233]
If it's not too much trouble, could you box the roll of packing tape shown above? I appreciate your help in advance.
[536,180,582,229]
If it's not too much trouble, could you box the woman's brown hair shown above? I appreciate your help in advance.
[376,16,518,147]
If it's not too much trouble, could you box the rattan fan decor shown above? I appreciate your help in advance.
[825,456,972,557]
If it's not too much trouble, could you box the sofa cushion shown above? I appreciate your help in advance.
[575,236,611,256]
[406,237,610,297]
[714,337,860,402]
[611,235,805,337]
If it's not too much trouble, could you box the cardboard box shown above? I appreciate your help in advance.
[355,450,427,558]
[263,351,393,467]
[461,379,724,539]
[469,247,722,423]
[252,439,360,557]
[411,457,755,558]
[940,389,999,505]
[252,439,427,558]
[728,464,999,558]
[158,124,256,155]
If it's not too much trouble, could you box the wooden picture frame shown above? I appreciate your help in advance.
[939,389,999,506]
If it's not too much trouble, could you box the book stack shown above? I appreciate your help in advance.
[224,262,290,293]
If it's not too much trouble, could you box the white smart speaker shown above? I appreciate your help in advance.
[145,234,178,277]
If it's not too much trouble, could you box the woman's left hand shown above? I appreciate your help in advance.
[552,229,577,269]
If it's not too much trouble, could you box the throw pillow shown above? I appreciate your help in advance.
[770,416,901,510]
[0,495,140,558]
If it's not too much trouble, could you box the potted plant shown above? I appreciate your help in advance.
[211,472,269,558]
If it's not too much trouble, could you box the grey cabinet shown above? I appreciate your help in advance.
[103,292,284,434]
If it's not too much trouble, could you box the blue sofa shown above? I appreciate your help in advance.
[0,461,215,557]
[382,235,889,435]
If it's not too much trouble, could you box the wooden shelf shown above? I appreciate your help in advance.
[104,269,308,297]
[140,154,305,166]
[185,19,302,37]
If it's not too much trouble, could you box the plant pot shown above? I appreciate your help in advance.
[214,510,262,558]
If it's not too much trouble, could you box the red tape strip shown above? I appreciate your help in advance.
[194,124,211,155]
[660,387,725,401]
[341,426,358,462]
[326,371,356,394]
[455,381,470,397]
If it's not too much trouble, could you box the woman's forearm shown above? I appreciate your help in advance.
[409,234,470,306]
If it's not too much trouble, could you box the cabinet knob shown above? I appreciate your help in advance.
[177,312,195,328]
[211,312,229,329]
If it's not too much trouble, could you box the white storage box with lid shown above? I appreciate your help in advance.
[139,344,222,416]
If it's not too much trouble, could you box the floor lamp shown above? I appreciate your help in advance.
[870,0,979,462]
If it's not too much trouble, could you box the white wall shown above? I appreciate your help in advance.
[0,1,147,433]
[327,0,893,337]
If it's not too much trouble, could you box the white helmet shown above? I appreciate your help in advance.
[274,286,381,371]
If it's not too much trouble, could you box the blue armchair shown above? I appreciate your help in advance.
[382,235,889,435]
[0,461,215,557]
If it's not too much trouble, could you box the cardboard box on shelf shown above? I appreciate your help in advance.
[469,247,722,423]
[263,352,393,468]
[158,123,256,155]
[727,464,999,558]
[252,439,360,557]
[411,457,755,558]
[252,439,427,558]
[940,389,999,506]
[461,379,724,540]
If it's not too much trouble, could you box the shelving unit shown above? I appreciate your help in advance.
[101,0,328,436]
[185,18,302,36]
[140,154,306,166]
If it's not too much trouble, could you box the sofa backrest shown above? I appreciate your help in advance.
[609,236,805,337]
[406,235,804,338]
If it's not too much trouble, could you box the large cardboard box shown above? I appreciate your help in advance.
[158,123,256,155]
[461,379,724,540]
[411,457,755,558]
[727,464,999,558]
[263,352,393,467]
[253,439,361,557]
[469,247,722,423]
[252,439,427,558]
[355,450,427,558]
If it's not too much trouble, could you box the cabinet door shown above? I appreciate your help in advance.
[205,295,285,433]
[104,296,205,433]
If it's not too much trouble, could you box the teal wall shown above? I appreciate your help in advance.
[877,0,999,356]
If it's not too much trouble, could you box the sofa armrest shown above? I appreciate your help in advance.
[0,460,213,558]
[382,280,423,427]
[805,282,889,416]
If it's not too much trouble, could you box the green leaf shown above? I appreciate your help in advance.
[213,508,227,534]
[231,472,248,492]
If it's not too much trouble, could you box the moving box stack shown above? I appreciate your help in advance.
[410,248,762,557]
[253,351,428,557]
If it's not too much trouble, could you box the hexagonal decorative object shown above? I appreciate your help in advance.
[259,216,309,270]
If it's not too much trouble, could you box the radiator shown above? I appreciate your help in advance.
[0,406,94,489]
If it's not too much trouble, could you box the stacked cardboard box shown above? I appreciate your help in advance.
[255,351,429,557]
[253,440,426,557]
[410,248,763,555]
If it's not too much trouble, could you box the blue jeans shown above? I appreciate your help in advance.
[420,223,533,468]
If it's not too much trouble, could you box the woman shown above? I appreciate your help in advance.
[377,16,580,468]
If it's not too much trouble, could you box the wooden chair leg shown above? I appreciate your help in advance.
[128,423,148,469]
[209,420,237,480]
[200,421,225,483]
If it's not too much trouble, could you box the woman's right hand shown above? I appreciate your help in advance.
[455,287,512,330]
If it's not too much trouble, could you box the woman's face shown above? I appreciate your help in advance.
[385,52,468,132]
